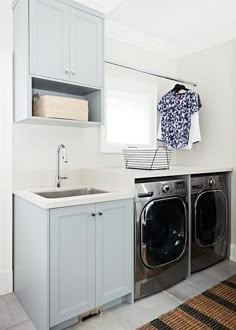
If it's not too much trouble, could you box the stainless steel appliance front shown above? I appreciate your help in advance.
[135,178,188,300]
[191,174,229,273]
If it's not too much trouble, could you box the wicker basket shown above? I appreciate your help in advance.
[32,94,89,121]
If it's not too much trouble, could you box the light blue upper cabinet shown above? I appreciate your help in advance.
[13,0,104,126]
[29,0,104,88]
[30,0,70,81]
[70,9,103,88]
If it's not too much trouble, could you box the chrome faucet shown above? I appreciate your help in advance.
[56,144,68,188]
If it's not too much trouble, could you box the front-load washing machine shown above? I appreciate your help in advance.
[191,174,229,273]
[135,178,188,300]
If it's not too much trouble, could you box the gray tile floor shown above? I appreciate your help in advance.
[1,260,236,330]
[0,294,35,330]
[69,260,236,330]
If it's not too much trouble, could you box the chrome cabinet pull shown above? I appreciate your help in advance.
[65,69,69,74]
[91,212,96,217]
[97,211,103,216]
[72,70,77,75]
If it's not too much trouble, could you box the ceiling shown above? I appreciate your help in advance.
[73,0,124,14]
[68,0,236,58]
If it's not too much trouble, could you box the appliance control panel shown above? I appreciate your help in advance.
[191,175,225,193]
[208,178,216,186]
[162,184,170,193]
[174,181,186,194]
[135,179,187,201]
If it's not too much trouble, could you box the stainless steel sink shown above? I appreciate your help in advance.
[35,188,108,199]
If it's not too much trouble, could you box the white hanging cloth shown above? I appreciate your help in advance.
[183,111,201,149]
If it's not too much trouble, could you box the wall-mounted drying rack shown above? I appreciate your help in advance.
[105,61,197,87]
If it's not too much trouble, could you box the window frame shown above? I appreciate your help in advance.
[100,65,158,154]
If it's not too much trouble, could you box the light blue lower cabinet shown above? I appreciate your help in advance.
[14,197,133,329]
[49,199,133,328]
[49,204,96,327]
[95,200,133,306]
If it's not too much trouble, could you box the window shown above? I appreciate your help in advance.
[101,64,158,153]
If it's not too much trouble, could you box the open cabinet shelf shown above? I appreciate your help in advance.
[14,76,104,127]
[19,116,102,128]
[30,77,104,127]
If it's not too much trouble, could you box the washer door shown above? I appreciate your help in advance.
[141,197,187,269]
[195,190,227,247]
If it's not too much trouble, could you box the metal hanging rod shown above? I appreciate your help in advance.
[105,61,197,87]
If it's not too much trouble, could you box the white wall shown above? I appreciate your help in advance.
[0,0,13,295]
[176,40,236,254]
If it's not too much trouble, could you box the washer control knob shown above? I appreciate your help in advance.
[208,178,216,186]
[163,185,170,193]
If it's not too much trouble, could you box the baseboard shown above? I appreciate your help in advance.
[0,270,13,295]
[230,244,236,262]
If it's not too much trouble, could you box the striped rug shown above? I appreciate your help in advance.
[137,274,236,330]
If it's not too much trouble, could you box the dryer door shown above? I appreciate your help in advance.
[195,190,227,247]
[141,197,187,269]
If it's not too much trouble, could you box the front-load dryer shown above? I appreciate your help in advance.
[134,178,188,300]
[191,174,229,273]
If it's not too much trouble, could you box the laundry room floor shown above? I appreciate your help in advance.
[1,260,236,330]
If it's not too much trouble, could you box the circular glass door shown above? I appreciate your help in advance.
[195,190,227,247]
[141,197,187,269]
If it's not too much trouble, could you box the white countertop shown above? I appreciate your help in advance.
[88,166,233,179]
[13,166,232,209]
[13,184,134,210]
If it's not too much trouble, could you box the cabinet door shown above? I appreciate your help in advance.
[30,0,70,81]
[70,8,103,87]
[96,199,133,306]
[50,204,96,327]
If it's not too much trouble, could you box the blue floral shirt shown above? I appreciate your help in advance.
[158,91,199,149]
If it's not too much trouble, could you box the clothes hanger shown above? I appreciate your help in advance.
[171,84,189,94]
[171,84,202,108]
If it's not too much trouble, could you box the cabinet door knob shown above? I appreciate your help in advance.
[91,212,96,217]
[98,211,103,216]
[65,69,69,74]
[72,70,77,75]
